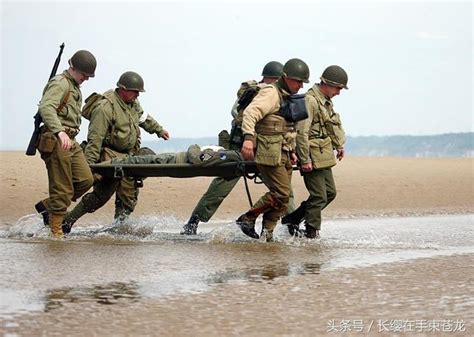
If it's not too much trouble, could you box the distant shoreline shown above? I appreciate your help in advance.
[3,132,472,157]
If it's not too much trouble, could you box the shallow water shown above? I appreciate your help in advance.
[0,214,473,336]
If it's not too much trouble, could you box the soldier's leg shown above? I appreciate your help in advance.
[322,168,337,209]
[35,198,50,226]
[302,169,328,238]
[41,143,76,237]
[258,154,293,241]
[70,144,94,201]
[182,176,240,235]
[193,176,240,221]
[62,178,119,233]
[114,176,139,224]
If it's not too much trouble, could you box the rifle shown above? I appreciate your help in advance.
[25,43,65,156]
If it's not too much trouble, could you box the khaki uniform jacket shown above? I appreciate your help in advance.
[39,70,82,134]
[241,84,296,152]
[296,84,346,168]
[85,89,165,164]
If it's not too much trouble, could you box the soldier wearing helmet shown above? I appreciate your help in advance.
[180,61,298,236]
[282,65,348,239]
[235,58,310,242]
[61,71,170,234]
[34,49,97,238]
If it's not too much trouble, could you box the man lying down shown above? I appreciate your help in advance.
[109,144,242,166]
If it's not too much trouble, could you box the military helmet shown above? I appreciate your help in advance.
[68,50,96,77]
[320,65,348,89]
[117,71,146,92]
[261,61,283,78]
[282,58,310,83]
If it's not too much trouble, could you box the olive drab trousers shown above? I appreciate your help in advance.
[115,176,140,213]
[40,140,94,215]
[302,167,337,230]
[192,176,241,221]
[64,175,139,224]
[254,151,293,232]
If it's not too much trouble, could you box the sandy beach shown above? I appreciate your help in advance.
[0,151,472,224]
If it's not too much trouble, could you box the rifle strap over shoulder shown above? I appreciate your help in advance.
[56,75,71,113]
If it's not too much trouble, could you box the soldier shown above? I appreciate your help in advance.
[282,65,348,238]
[61,71,170,234]
[236,58,310,242]
[34,50,97,238]
[180,61,285,235]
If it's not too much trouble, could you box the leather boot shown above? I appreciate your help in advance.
[281,201,307,236]
[62,201,89,234]
[114,206,132,225]
[49,213,64,239]
[304,223,320,239]
[180,215,199,235]
[281,201,307,226]
[35,200,49,226]
[236,212,259,239]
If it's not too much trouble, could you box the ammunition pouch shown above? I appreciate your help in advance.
[255,134,283,166]
[309,136,336,169]
[279,94,308,122]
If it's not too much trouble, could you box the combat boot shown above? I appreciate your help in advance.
[304,223,320,239]
[281,201,307,224]
[49,213,64,239]
[114,206,132,226]
[35,200,49,226]
[61,201,89,234]
[236,213,259,239]
[180,215,199,235]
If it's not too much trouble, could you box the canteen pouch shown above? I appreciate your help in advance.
[309,137,336,169]
[279,94,308,123]
[255,134,283,166]
[37,131,57,153]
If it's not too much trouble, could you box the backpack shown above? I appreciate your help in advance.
[81,92,117,145]
[229,83,261,148]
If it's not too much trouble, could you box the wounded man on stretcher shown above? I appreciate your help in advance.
[91,145,257,179]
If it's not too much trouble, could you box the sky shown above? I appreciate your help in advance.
[1,0,472,150]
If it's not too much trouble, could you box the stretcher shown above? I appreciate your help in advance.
[89,161,260,179]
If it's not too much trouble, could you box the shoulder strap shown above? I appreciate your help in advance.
[56,75,71,112]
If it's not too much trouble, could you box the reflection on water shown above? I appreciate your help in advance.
[210,262,321,285]
[44,282,140,312]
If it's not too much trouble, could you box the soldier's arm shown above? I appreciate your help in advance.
[295,95,315,165]
[38,77,68,134]
[135,102,168,138]
[84,102,112,164]
[326,112,346,149]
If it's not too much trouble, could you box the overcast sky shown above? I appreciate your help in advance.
[1,0,472,150]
